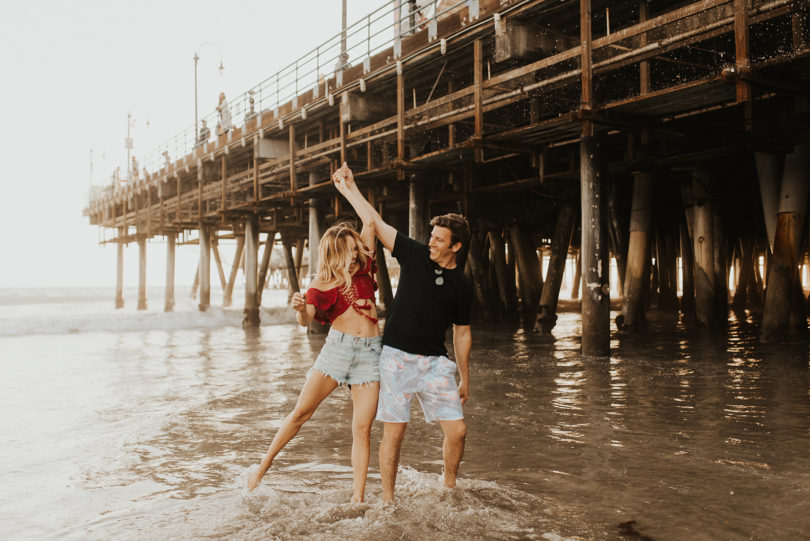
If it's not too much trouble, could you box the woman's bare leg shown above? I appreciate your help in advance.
[349,382,379,502]
[248,370,339,490]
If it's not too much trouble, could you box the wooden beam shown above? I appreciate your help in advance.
[223,235,245,307]
[397,69,405,181]
[639,1,651,95]
[474,39,484,163]
[289,123,297,196]
[221,156,227,213]
[211,238,228,291]
[580,0,593,140]
[734,0,752,104]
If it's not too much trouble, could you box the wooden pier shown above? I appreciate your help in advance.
[85,0,810,353]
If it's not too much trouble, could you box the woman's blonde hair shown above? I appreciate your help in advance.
[316,223,372,289]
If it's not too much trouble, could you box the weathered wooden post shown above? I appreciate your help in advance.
[761,144,809,342]
[713,215,728,323]
[294,238,305,280]
[466,232,492,321]
[580,135,610,354]
[608,179,628,296]
[115,227,125,309]
[579,0,609,355]
[680,220,696,321]
[755,152,783,252]
[199,225,211,311]
[618,171,652,331]
[691,169,718,328]
[409,173,428,244]
[243,214,260,327]
[375,241,394,311]
[308,170,328,333]
[488,230,518,315]
[137,235,147,310]
[190,264,200,299]
[282,234,300,302]
[509,222,542,325]
[257,232,275,307]
[535,205,576,333]
[732,237,756,313]
[571,250,581,299]
[164,233,175,312]
[211,238,228,292]
[223,234,245,307]
[657,226,679,313]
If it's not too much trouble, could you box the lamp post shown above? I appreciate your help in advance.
[194,42,225,141]
[126,113,133,178]
[125,109,150,179]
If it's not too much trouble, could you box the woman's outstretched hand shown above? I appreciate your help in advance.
[332,162,356,193]
[291,291,306,312]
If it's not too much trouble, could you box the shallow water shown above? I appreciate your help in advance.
[1,292,809,540]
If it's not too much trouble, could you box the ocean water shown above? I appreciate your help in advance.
[1,287,809,540]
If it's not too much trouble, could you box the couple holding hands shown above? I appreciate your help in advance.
[248,164,473,503]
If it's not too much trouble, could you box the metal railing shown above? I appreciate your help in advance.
[122,0,470,182]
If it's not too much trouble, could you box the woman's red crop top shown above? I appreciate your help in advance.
[305,255,378,324]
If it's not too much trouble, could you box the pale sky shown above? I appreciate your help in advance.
[0,0,384,288]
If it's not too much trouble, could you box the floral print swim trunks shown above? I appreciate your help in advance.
[376,345,464,423]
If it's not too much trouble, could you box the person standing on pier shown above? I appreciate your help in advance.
[333,163,472,503]
[216,92,231,134]
[248,222,382,503]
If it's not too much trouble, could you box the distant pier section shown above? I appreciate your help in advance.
[85,0,810,351]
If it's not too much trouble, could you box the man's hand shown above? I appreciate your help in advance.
[458,380,469,405]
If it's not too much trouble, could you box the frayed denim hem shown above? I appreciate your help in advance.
[347,379,380,390]
[307,366,347,386]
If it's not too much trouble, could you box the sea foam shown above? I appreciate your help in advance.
[0,287,296,337]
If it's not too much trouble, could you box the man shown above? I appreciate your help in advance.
[333,163,472,502]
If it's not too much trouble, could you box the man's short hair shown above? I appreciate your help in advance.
[430,213,470,251]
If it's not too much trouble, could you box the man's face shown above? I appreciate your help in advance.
[428,225,460,263]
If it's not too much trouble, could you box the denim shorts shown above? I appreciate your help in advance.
[310,328,382,386]
[377,345,464,423]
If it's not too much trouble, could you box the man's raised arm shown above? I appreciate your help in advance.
[333,163,397,251]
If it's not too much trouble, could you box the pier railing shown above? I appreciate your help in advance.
[120,0,469,181]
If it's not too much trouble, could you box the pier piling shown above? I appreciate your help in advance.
[580,134,610,356]
[509,222,542,327]
[137,236,147,310]
[165,233,175,312]
[619,171,653,332]
[199,225,211,312]
[691,170,719,329]
[243,214,260,327]
[115,227,124,309]
[762,144,809,341]
[535,205,576,334]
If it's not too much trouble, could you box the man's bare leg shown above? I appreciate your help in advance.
[349,382,379,502]
[438,419,466,488]
[379,422,407,502]
[247,371,338,490]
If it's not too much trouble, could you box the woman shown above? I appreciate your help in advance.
[247,222,381,503]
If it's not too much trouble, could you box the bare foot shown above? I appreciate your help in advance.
[350,494,364,503]
[247,468,264,491]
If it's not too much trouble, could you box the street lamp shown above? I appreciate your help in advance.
[125,108,150,180]
[194,42,225,141]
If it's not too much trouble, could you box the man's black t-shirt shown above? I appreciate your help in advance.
[382,232,472,356]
